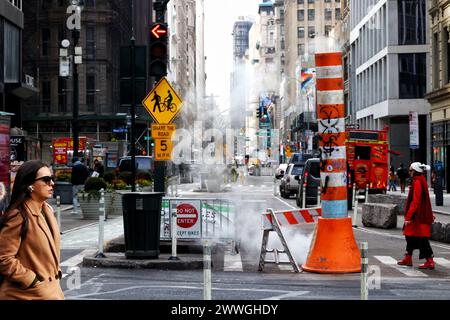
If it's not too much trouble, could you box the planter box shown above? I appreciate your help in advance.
[79,192,112,220]
[53,182,73,204]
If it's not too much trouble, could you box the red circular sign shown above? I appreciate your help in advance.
[176,203,198,228]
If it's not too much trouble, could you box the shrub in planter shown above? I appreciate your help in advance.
[84,177,107,200]
[56,172,71,182]
[103,171,116,184]
[118,171,133,185]
[108,179,128,191]
[137,171,153,181]
[136,179,152,187]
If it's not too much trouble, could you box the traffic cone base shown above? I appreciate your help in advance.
[302,217,361,273]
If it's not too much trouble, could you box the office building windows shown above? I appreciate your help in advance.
[398,53,426,99]
[398,0,426,45]
[308,9,315,21]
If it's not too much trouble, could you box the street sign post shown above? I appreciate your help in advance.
[142,77,183,124]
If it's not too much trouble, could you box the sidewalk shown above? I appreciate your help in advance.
[47,198,98,233]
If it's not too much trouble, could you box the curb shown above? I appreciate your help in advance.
[82,252,204,270]
[433,210,450,216]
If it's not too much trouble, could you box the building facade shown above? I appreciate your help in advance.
[282,0,341,155]
[349,0,430,169]
[427,0,450,191]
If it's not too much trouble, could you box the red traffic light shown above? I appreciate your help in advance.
[150,23,168,39]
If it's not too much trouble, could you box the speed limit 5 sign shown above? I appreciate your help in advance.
[154,138,173,160]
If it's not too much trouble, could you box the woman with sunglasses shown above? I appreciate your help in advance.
[0,160,64,300]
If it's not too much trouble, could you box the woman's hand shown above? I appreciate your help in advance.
[404,220,412,226]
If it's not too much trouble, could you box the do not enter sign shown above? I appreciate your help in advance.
[176,203,198,228]
[170,200,201,239]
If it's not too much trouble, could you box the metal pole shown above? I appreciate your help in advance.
[169,203,180,261]
[365,184,369,203]
[56,195,61,234]
[95,189,106,258]
[130,37,136,192]
[360,242,369,300]
[352,183,358,227]
[203,240,212,300]
[317,186,321,206]
[72,29,80,160]
[302,183,306,209]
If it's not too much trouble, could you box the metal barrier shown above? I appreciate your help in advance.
[160,197,236,242]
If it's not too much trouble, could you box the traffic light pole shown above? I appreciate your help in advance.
[130,37,137,192]
[152,1,169,194]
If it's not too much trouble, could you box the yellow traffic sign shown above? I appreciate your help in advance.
[151,124,176,139]
[154,138,173,161]
[142,77,183,124]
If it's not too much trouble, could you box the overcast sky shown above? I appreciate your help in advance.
[204,0,261,110]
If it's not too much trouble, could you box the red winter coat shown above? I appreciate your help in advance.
[403,175,434,238]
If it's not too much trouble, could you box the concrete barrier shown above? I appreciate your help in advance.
[362,203,397,229]
[367,194,407,216]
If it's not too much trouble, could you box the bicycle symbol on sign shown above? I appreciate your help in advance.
[151,90,176,113]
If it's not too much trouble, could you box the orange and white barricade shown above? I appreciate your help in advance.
[258,207,322,273]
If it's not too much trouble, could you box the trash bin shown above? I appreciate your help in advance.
[122,192,164,259]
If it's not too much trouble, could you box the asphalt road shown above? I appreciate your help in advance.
[59,175,450,300]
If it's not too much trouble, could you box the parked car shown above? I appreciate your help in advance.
[288,153,313,165]
[117,156,154,174]
[295,158,320,207]
[278,163,304,198]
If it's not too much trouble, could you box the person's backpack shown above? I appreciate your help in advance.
[0,210,28,285]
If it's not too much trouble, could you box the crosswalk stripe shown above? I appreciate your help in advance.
[61,249,97,267]
[434,258,450,268]
[374,256,428,277]
[224,251,243,272]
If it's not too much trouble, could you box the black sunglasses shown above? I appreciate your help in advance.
[34,176,55,185]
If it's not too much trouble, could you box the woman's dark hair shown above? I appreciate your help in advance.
[0,161,49,239]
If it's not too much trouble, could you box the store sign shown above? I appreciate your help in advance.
[10,136,25,162]
[52,139,68,164]
[409,111,419,149]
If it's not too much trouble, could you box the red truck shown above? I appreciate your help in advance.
[346,129,388,194]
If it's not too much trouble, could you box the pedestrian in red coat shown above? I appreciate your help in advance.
[397,162,436,270]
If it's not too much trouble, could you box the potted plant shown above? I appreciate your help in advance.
[106,178,129,216]
[53,171,73,204]
[136,178,153,191]
[78,177,108,220]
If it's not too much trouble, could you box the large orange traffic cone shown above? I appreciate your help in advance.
[302,217,361,273]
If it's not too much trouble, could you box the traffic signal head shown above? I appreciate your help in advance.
[149,23,168,78]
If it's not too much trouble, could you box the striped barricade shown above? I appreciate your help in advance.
[258,207,322,273]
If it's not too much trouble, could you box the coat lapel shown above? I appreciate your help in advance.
[24,201,60,265]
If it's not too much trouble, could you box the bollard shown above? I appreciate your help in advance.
[169,207,180,261]
[203,240,212,300]
[302,183,306,209]
[273,177,277,196]
[352,183,358,227]
[95,189,106,258]
[360,242,369,300]
[365,184,369,203]
[56,195,62,234]
[317,186,321,206]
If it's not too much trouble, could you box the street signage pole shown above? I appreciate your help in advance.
[130,37,136,192]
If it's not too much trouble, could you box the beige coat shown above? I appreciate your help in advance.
[0,200,64,300]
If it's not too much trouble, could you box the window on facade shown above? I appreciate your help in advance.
[398,53,426,99]
[308,9,315,21]
[325,25,332,37]
[86,26,96,59]
[398,0,426,45]
[297,0,304,4]
[42,81,51,113]
[308,0,314,3]
[58,77,67,113]
[324,0,331,2]
[86,75,96,111]
[42,28,50,56]
[336,8,341,20]
[297,10,304,21]
[298,43,305,56]
[298,27,305,38]
[4,22,20,83]
[325,8,332,20]
[308,26,315,38]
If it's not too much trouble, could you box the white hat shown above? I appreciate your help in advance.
[410,162,431,173]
